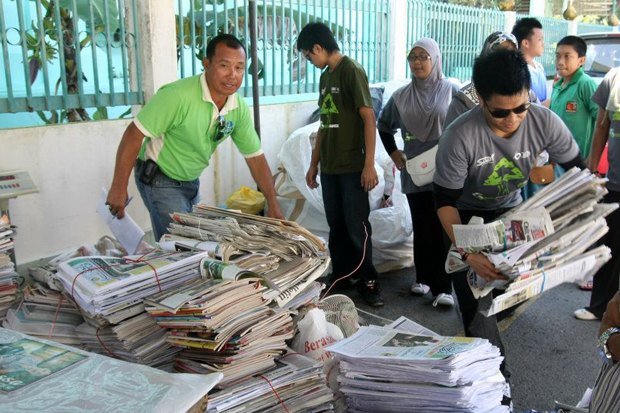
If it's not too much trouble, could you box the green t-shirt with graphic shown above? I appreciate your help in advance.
[317,56,373,174]
[434,104,580,211]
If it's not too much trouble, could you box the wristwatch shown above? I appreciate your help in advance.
[598,327,620,362]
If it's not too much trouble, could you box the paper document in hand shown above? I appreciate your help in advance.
[97,187,145,254]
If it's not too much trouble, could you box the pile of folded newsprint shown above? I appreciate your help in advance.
[447,168,617,316]
[206,351,335,413]
[0,252,18,321]
[144,278,295,387]
[0,217,18,320]
[52,249,210,368]
[326,321,507,412]
[160,205,330,309]
[3,283,84,346]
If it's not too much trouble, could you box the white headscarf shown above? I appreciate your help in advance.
[392,38,453,142]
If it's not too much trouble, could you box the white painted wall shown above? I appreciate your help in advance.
[0,100,316,265]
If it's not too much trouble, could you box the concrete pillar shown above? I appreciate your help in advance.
[503,11,517,33]
[567,20,577,36]
[529,0,545,16]
[388,0,408,80]
[134,0,177,101]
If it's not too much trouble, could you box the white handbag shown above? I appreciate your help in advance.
[405,145,438,187]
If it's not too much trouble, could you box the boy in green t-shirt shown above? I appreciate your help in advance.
[550,35,598,159]
[297,22,383,307]
[550,35,598,290]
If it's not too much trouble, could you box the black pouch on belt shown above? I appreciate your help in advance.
[140,159,159,185]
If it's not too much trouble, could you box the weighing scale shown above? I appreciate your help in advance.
[0,170,38,265]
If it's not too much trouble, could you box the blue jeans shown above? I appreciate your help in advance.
[320,172,378,283]
[135,159,199,240]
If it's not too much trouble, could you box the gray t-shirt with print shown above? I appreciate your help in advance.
[592,67,620,191]
[434,104,580,210]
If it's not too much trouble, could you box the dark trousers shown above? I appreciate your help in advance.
[407,191,452,295]
[321,172,378,283]
[445,208,509,377]
[588,190,620,317]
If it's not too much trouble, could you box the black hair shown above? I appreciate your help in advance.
[511,17,543,46]
[205,34,246,60]
[473,49,531,101]
[557,35,587,57]
[296,22,340,53]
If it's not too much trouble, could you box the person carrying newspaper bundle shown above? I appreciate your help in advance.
[432,49,585,391]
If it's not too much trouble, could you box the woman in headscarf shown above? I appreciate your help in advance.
[378,38,459,307]
[445,31,522,125]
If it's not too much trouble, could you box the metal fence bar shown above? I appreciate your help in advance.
[88,0,102,108]
[15,0,33,107]
[34,0,52,110]
[0,0,14,112]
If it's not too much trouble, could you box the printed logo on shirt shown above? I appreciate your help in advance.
[513,150,531,160]
[476,154,495,167]
[404,133,415,142]
[331,86,340,94]
[481,157,526,197]
[565,101,578,113]
[319,93,339,130]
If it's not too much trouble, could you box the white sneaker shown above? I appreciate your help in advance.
[433,293,454,307]
[574,308,599,320]
[410,283,430,295]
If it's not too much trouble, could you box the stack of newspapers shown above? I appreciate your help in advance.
[54,249,209,321]
[74,311,181,370]
[0,252,18,321]
[161,206,330,309]
[206,352,335,413]
[2,284,84,346]
[144,278,295,387]
[51,249,209,366]
[326,325,507,412]
[447,168,617,316]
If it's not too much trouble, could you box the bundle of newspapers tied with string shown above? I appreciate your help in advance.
[446,168,617,316]
[51,247,211,369]
[159,205,330,310]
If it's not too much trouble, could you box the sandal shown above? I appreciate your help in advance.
[578,281,593,291]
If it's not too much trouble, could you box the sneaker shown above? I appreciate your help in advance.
[410,283,430,295]
[432,293,454,307]
[358,281,384,307]
[574,308,599,320]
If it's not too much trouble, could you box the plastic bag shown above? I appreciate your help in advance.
[225,185,265,215]
[291,307,344,363]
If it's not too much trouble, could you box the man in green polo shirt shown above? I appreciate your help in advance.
[106,34,283,240]
[551,35,598,159]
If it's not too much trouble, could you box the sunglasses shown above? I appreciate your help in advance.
[487,102,531,118]
[215,115,234,142]
[407,54,431,62]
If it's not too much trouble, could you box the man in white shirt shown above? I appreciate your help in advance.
[512,17,548,106]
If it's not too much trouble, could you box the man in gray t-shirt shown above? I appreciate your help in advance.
[575,67,620,321]
[433,49,583,385]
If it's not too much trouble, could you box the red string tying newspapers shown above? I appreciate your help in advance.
[258,374,291,413]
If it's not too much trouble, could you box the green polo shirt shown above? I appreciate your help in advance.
[134,73,262,181]
[550,67,598,157]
